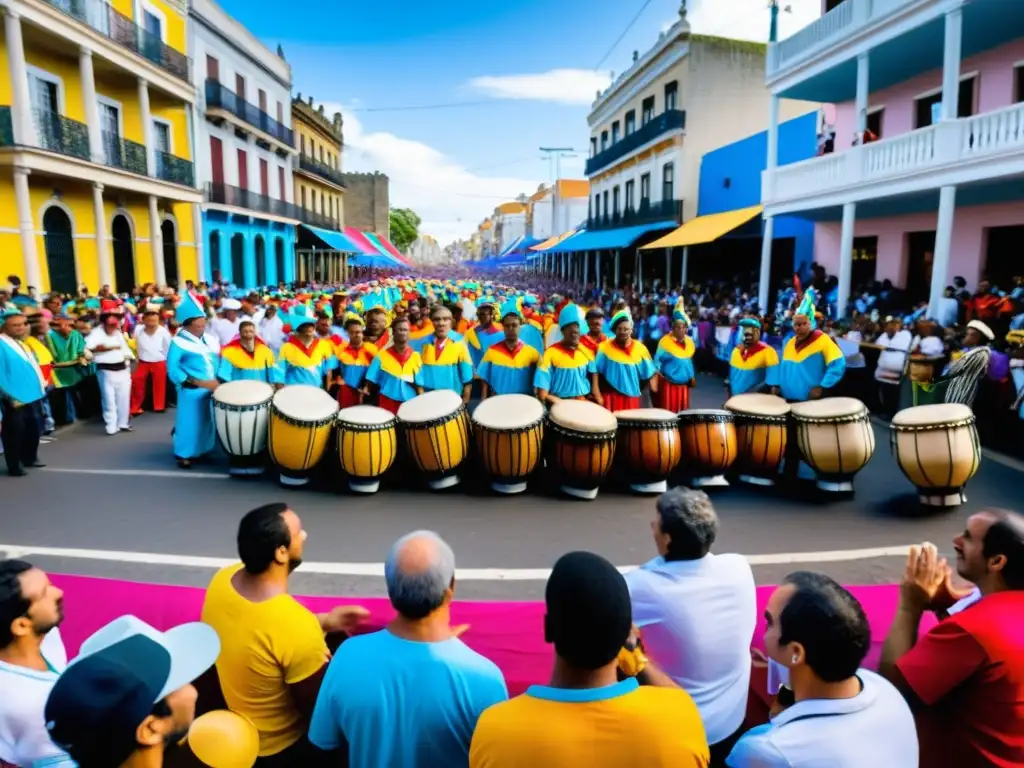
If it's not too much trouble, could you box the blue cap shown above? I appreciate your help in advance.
[174,293,205,325]
[558,303,585,330]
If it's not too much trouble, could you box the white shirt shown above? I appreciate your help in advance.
[0,628,73,768]
[727,669,918,768]
[133,325,172,363]
[211,316,242,346]
[912,335,944,357]
[85,327,133,365]
[625,553,757,744]
[874,330,912,383]
[259,315,286,352]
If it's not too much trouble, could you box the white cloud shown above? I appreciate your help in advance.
[326,103,541,246]
[469,69,612,106]
[686,0,821,43]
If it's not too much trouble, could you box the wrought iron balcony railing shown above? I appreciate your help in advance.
[155,149,195,186]
[103,131,148,175]
[205,182,299,219]
[299,207,341,231]
[34,109,91,162]
[586,109,686,176]
[205,80,294,146]
[298,153,347,187]
[587,198,683,231]
[0,107,13,147]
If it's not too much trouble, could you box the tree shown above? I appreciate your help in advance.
[389,208,421,253]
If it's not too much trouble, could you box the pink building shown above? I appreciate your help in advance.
[759,0,1024,316]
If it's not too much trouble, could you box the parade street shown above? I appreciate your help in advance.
[3,381,1020,601]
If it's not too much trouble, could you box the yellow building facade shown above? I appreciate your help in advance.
[0,0,202,294]
[292,95,344,232]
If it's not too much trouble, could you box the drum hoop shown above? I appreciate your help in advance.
[791,412,867,425]
[336,420,397,433]
[889,416,976,432]
[730,412,788,425]
[398,405,466,430]
[214,397,273,411]
[271,405,337,429]
[548,419,617,441]
[678,413,733,424]
[473,415,545,433]
[617,419,678,430]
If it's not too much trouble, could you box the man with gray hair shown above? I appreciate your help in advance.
[625,488,757,765]
[309,530,507,767]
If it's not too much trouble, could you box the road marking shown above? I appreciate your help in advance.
[40,468,230,480]
[0,543,914,580]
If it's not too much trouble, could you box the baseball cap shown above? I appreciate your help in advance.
[44,616,220,768]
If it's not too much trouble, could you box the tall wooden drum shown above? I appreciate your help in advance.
[677,409,737,487]
[336,405,398,494]
[397,390,471,490]
[472,394,545,494]
[547,400,617,500]
[890,403,980,506]
[213,380,273,476]
[615,408,681,494]
[790,397,874,493]
[725,393,789,486]
[268,385,339,487]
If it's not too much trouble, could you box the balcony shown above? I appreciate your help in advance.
[299,207,342,231]
[763,102,1024,214]
[587,199,683,231]
[155,150,195,187]
[205,80,294,147]
[40,0,189,82]
[297,153,347,188]
[0,107,13,147]
[205,182,300,219]
[103,131,147,176]
[34,109,90,162]
[586,110,686,176]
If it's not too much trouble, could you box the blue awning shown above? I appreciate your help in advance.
[551,221,676,253]
[300,224,360,253]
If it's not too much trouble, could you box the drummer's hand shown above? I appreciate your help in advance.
[548,395,562,406]
[809,387,823,400]
[689,379,696,388]
[319,605,371,634]
[202,379,219,391]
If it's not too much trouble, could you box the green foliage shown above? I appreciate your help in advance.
[389,208,421,252]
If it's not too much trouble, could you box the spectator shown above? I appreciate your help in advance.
[879,512,1024,768]
[200,503,368,765]
[625,489,756,762]
[44,616,219,768]
[470,551,709,767]
[874,316,912,413]
[728,571,918,767]
[310,531,508,766]
[0,561,69,768]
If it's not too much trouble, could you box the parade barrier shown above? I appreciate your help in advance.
[52,573,937,697]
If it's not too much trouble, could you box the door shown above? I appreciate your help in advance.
[100,102,121,166]
[852,236,878,288]
[153,120,170,176]
[237,148,248,190]
[258,89,267,114]
[141,9,162,61]
[906,231,936,304]
[206,55,219,82]
[161,219,178,288]
[984,225,1024,291]
[28,73,60,150]
[259,158,269,196]
[275,237,286,283]
[208,230,221,282]
[235,74,245,102]
[111,214,136,294]
[230,233,245,286]
[254,236,266,287]
[42,207,77,295]
[278,166,286,201]
[209,136,224,185]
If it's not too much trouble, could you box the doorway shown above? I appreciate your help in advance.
[275,237,285,284]
[906,231,936,303]
[42,206,77,295]
[208,230,221,282]
[984,225,1024,292]
[230,232,245,286]
[254,235,266,287]
[161,219,178,288]
[852,236,878,289]
[111,214,136,293]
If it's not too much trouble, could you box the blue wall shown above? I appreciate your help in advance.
[203,212,296,289]
[698,111,819,278]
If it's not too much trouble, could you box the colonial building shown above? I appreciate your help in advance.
[0,0,201,293]
[190,0,297,289]
[341,170,388,236]
[292,94,345,231]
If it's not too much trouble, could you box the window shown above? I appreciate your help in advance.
[152,120,170,154]
[142,9,162,40]
[301,186,307,209]
[640,173,651,206]
[258,89,267,113]
[662,163,674,202]
[235,74,245,101]
[593,194,600,219]
[99,100,121,163]
[664,81,678,112]
[602,190,609,219]
[590,136,597,157]
[1015,65,1024,103]
[624,110,636,136]
[601,130,609,151]
[611,121,620,144]
[866,108,884,139]
[612,186,620,216]
[914,77,976,128]
[642,96,655,126]
[259,158,268,195]
[206,55,219,82]
[624,179,635,210]
[28,70,61,146]
[237,148,248,189]
[277,102,284,125]
[300,134,305,155]
[278,166,286,200]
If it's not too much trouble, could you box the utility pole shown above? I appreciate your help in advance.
[540,147,576,182]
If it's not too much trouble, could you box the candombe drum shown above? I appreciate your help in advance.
[676,409,737,487]
[268,385,339,487]
[724,393,790,486]
[790,397,874,493]
[546,400,618,500]
[890,403,980,506]
[472,394,545,494]
[212,380,274,476]
[614,408,681,494]
[397,390,471,490]
[336,405,398,494]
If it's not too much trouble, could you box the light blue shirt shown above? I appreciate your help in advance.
[308,629,508,767]
[0,334,47,421]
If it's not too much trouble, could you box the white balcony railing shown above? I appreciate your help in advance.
[764,101,1024,208]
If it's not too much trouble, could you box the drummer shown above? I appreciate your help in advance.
[406,302,435,354]
[335,313,378,408]
[275,316,338,387]
[653,302,696,411]
[477,300,541,398]
[579,307,608,358]
[594,308,656,413]
[166,292,218,470]
[364,315,424,415]
[419,305,474,404]
[726,318,779,397]
[772,289,846,402]
[534,303,600,407]
[464,298,504,369]
[216,319,281,386]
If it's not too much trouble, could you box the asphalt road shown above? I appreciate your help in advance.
[2,379,1020,599]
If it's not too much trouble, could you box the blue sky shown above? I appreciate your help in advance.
[218,0,821,244]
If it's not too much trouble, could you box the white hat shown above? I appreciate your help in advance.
[220,298,242,312]
[967,319,994,341]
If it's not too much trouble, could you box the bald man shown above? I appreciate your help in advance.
[309,531,507,766]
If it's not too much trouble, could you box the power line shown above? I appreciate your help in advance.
[594,0,656,70]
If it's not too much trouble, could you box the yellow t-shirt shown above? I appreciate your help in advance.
[469,678,709,768]
[200,564,328,756]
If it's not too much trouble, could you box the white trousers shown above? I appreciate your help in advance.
[98,368,132,434]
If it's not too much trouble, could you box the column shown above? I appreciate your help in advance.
[92,183,112,289]
[855,53,870,139]
[4,9,36,146]
[582,252,589,286]
[665,248,672,289]
[148,195,165,286]
[941,7,963,121]
[192,203,206,283]
[79,48,103,163]
[837,202,856,320]
[636,250,644,293]
[595,250,602,288]
[13,167,41,289]
[614,251,621,288]
[681,246,689,286]
[758,216,774,312]
[928,186,958,318]
[138,78,155,176]
[764,96,779,200]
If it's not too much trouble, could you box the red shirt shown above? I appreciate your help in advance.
[897,591,1024,767]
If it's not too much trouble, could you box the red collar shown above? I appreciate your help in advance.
[287,335,318,355]
[794,330,822,351]
[494,340,524,359]
[387,346,412,364]
[613,339,633,353]
[224,337,266,358]
[739,341,767,361]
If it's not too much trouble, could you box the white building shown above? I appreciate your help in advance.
[530,180,590,242]
[407,235,442,265]
[493,201,527,254]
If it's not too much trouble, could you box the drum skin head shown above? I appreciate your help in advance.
[679,409,732,420]
[337,405,395,427]
[398,390,463,423]
[272,385,338,421]
[615,408,677,424]
[214,380,274,407]
[725,394,790,417]
[473,395,545,429]
[550,400,617,433]
[790,397,866,420]
[892,403,974,427]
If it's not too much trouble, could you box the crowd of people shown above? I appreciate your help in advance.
[2,491,1022,767]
